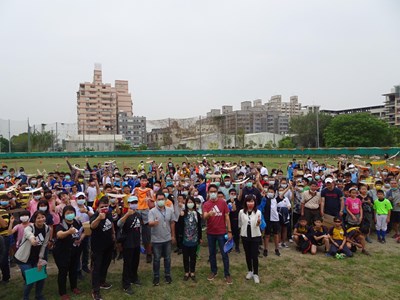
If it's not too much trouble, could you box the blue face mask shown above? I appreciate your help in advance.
[129,204,138,210]
[0,184,4,189]
[65,213,75,221]
[0,201,9,206]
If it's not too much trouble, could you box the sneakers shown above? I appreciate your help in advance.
[60,295,70,300]
[377,237,382,243]
[91,292,103,300]
[281,243,289,248]
[183,274,190,281]
[245,271,253,280]
[225,276,233,285]
[132,280,142,286]
[153,277,160,286]
[288,238,294,243]
[275,249,281,256]
[263,249,268,257]
[207,273,217,281]
[177,249,183,255]
[146,254,152,263]
[392,233,399,239]
[253,274,260,284]
[165,275,172,284]
[382,238,386,244]
[72,288,81,295]
[124,286,134,295]
[100,282,112,290]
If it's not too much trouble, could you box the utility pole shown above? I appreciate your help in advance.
[55,122,58,150]
[199,115,202,150]
[27,118,31,153]
[8,119,11,152]
[316,108,320,148]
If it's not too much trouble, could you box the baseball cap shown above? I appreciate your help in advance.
[127,196,138,203]
[76,192,86,198]
[325,178,333,183]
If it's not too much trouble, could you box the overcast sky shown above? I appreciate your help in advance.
[0,0,399,126]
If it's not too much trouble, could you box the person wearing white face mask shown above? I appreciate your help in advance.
[203,185,233,285]
[73,192,93,276]
[148,192,176,286]
[117,196,142,295]
[181,197,202,281]
[8,211,31,250]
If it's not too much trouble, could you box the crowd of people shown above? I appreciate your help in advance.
[0,156,399,300]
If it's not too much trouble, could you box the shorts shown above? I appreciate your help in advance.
[265,221,280,235]
[391,211,400,223]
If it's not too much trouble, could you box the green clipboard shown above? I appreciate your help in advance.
[25,266,47,285]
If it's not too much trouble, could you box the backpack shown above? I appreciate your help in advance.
[298,238,312,254]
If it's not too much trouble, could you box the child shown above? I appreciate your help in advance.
[327,217,353,257]
[292,217,309,247]
[8,211,31,249]
[358,184,373,243]
[307,218,329,255]
[345,187,363,227]
[346,226,370,255]
[259,186,281,257]
[373,190,392,243]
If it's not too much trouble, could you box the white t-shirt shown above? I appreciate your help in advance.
[270,199,279,222]
[87,186,97,203]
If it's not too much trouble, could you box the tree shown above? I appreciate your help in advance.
[278,137,296,148]
[0,136,9,152]
[11,133,28,152]
[290,112,332,147]
[324,113,394,147]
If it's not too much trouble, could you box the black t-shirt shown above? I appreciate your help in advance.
[321,187,343,216]
[227,198,242,221]
[90,212,114,251]
[54,219,83,257]
[121,212,141,249]
[307,226,328,245]
[28,225,46,264]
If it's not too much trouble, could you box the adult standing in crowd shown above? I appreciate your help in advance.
[90,197,115,300]
[238,194,262,284]
[301,181,323,225]
[53,205,85,300]
[148,192,176,286]
[14,211,51,300]
[203,184,233,284]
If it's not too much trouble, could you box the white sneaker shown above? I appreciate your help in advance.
[253,274,260,284]
[245,271,253,280]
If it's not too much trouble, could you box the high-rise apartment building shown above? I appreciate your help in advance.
[77,64,133,135]
[383,85,400,127]
[118,112,146,147]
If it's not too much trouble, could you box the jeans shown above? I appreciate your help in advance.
[152,241,171,279]
[18,262,45,300]
[207,234,230,277]
[328,239,353,257]
[91,244,113,293]
[0,235,10,282]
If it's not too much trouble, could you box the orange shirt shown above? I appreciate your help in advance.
[134,187,152,210]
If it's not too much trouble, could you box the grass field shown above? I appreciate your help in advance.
[1,155,400,299]
[1,156,342,175]
[1,236,399,300]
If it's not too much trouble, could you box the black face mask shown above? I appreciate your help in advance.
[44,194,52,200]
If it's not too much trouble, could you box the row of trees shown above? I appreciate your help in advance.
[0,131,57,152]
[287,112,400,148]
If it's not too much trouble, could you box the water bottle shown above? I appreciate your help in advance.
[228,203,232,212]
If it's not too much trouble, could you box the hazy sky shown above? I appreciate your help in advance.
[0,0,399,125]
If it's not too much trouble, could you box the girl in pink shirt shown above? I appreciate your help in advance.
[345,187,363,225]
[8,211,31,249]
